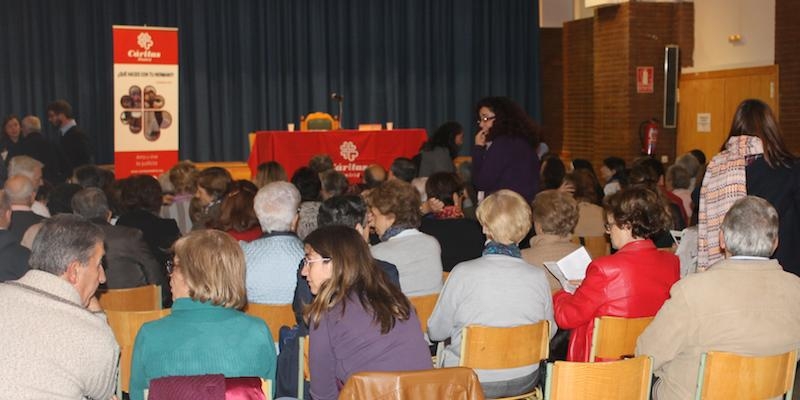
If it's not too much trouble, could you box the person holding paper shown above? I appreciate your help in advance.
[553,187,680,362]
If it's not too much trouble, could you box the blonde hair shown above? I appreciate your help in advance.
[173,230,247,309]
[476,189,531,245]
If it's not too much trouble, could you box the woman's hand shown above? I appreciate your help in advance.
[474,129,488,147]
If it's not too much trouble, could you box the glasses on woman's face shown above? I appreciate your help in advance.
[477,115,496,124]
[302,257,331,267]
[604,221,614,233]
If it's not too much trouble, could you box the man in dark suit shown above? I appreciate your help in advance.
[70,187,165,290]
[5,175,45,242]
[18,116,60,184]
[0,190,30,281]
[46,99,92,182]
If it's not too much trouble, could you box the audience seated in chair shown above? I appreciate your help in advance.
[636,196,800,400]
[210,180,262,242]
[428,190,556,398]
[301,226,430,400]
[192,167,232,230]
[291,167,322,240]
[130,230,276,400]
[5,175,45,242]
[554,187,679,362]
[242,181,304,304]
[418,172,484,272]
[521,190,581,292]
[160,161,198,234]
[0,190,29,281]
[366,180,443,297]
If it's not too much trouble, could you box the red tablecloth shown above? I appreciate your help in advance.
[247,129,428,183]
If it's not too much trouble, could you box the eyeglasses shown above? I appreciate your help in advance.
[302,257,331,267]
[477,115,496,124]
[165,259,176,275]
[604,222,614,232]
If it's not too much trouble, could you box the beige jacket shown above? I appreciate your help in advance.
[636,258,800,400]
[521,234,581,292]
[574,202,605,237]
[0,270,119,399]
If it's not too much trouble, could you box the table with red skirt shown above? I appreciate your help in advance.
[247,129,428,184]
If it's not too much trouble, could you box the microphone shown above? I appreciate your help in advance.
[330,92,344,101]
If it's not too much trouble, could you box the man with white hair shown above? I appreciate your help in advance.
[18,115,60,184]
[5,175,45,241]
[8,155,50,217]
[241,181,304,304]
[636,196,800,400]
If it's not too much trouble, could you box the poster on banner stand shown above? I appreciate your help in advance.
[113,25,179,178]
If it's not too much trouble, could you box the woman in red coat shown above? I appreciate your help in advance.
[553,186,680,361]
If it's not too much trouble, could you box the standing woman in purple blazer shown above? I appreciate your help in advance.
[471,97,541,202]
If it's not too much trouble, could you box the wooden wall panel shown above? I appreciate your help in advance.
[677,66,779,158]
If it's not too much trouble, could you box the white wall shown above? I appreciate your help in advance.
[685,0,774,72]
[540,0,574,27]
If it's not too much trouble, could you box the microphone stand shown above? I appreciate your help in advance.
[331,92,344,129]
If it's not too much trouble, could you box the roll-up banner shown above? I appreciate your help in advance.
[113,25,178,178]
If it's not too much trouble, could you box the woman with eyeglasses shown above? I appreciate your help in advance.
[129,230,277,400]
[301,225,431,400]
[553,186,680,362]
[471,96,541,201]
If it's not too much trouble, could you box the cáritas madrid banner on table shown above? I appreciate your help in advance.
[112,25,179,178]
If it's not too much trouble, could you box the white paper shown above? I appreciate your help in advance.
[697,113,711,132]
[544,262,578,294]
[557,246,592,281]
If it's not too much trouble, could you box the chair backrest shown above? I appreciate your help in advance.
[459,321,550,370]
[695,350,797,399]
[243,303,296,342]
[408,293,439,334]
[300,112,338,131]
[545,355,653,400]
[297,335,310,399]
[442,271,450,282]
[106,309,171,394]
[571,236,610,260]
[338,367,485,400]
[589,316,654,362]
[97,285,162,311]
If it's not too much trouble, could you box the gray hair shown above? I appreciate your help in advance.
[71,188,110,220]
[722,196,779,257]
[21,116,41,135]
[4,175,34,205]
[254,181,300,232]
[9,155,44,179]
[675,153,701,177]
[30,214,105,276]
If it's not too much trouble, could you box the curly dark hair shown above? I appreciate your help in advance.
[291,166,321,201]
[425,172,464,207]
[603,187,672,240]
[475,96,539,148]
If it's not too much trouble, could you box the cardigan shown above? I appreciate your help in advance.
[242,232,305,304]
[471,135,540,201]
[130,298,277,400]
[370,229,443,297]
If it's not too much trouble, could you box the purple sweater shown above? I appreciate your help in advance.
[308,295,431,400]
[471,134,540,201]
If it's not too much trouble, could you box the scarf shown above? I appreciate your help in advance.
[433,205,464,220]
[697,135,764,269]
[380,225,414,242]
[482,241,522,258]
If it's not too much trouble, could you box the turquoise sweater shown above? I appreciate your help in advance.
[129,298,276,400]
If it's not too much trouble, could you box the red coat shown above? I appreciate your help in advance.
[553,240,679,361]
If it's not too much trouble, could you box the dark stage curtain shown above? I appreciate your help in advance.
[0,0,541,163]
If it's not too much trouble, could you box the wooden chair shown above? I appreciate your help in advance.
[243,303,296,342]
[300,112,339,131]
[409,293,439,334]
[571,235,610,260]
[297,336,310,400]
[442,271,450,282]
[97,285,161,311]
[589,316,654,362]
[694,350,797,399]
[459,321,550,400]
[544,355,653,400]
[338,367,485,400]
[106,309,171,396]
